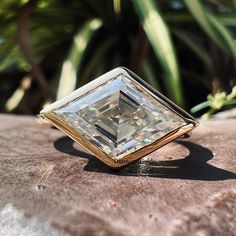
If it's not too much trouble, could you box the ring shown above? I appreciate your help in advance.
[39,67,199,167]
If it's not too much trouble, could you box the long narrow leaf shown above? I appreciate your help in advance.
[113,0,121,16]
[191,101,210,113]
[173,29,212,70]
[183,0,236,57]
[57,19,102,99]
[5,75,32,112]
[132,0,184,106]
[225,99,236,106]
[222,16,236,26]
[142,61,161,91]
[79,35,117,86]
[183,0,224,50]
[206,14,236,58]
[233,0,236,12]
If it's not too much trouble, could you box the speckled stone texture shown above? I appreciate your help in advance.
[0,113,235,236]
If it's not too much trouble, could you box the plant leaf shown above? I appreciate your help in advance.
[113,0,121,16]
[191,100,210,113]
[221,16,236,26]
[142,61,161,91]
[173,29,212,70]
[79,35,117,86]
[183,0,236,57]
[225,99,236,106]
[233,0,236,12]
[5,75,32,112]
[57,19,102,99]
[132,0,184,106]
[206,14,236,58]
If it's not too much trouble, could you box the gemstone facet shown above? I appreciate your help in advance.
[55,74,186,160]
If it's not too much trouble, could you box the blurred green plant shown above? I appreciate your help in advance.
[0,0,236,116]
[191,86,236,118]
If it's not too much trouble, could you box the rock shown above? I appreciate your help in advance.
[0,204,63,236]
[0,114,235,236]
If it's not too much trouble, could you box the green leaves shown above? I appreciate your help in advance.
[5,75,32,112]
[132,0,183,106]
[1,0,236,115]
[173,29,212,70]
[183,0,236,58]
[56,19,102,99]
[207,14,236,58]
[191,86,236,119]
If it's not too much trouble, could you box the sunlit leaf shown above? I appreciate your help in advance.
[57,19,102,99]
[183,0,236,57]
[207,14,236,58]
[132,0,183,106]
[221,16,236,26]
[5,75,32,112]
[113,0,121,16]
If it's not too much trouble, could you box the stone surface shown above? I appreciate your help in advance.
[0,113,235,236]
[0,204,63,236]
[55,74,186,159]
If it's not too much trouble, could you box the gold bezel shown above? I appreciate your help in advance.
[40,67,199,168]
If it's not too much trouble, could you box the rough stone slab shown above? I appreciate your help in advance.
[0,114,235,235]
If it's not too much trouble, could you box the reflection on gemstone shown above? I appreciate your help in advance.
[81,90,141,143]
[55,74,186,160]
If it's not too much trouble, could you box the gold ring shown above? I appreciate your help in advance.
[39,67,199,168]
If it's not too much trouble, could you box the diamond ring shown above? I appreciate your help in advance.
[39,67,199,168]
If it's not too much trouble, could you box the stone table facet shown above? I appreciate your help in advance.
[0,114,235,235]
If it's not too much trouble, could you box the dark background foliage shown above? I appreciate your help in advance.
[1,0,236,117]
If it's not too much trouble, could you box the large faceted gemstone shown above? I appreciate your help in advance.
[55,74,186,159]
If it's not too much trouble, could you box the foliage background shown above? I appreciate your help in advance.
[1,0,236,116]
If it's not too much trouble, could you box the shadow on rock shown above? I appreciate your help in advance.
[54,137,236,181]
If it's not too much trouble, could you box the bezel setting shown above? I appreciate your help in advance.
[40,67,199,167]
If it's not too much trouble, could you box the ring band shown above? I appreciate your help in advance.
[39,67,199,167]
